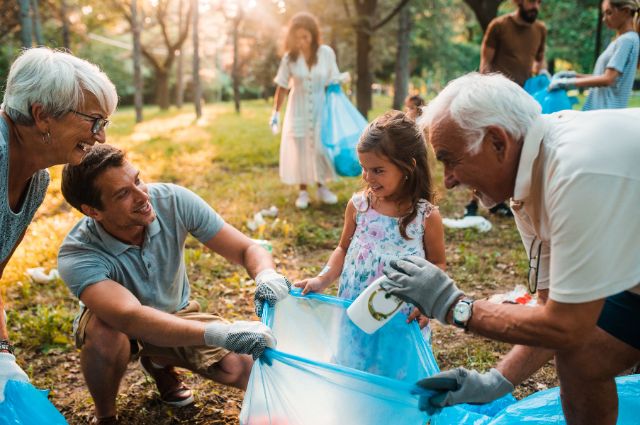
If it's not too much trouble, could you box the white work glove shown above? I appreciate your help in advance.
[553,70,577,79]
[0,352,30,402]
[548,77,577,91]
[415,367,514,413]
[204,321,276,360]
[382,256,463,324]
[254,269,291,317]
[269,110,279,135]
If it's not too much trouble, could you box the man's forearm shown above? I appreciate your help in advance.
[114,305,206,347]
[468,299,601,349]
[244,243,276,279]
[497,344,554,386]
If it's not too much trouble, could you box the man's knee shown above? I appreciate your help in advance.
[207,353,253,388]
[82,316,130,361]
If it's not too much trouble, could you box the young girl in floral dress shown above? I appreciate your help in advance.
[295,110,446,372]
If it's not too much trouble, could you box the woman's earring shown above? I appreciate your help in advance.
[405,175,408,181]
[42,131,51,145]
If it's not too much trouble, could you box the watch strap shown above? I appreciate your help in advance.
[0,339,14,354]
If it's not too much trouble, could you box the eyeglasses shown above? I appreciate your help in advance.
[70,110,110,134]
[527,238,542,294]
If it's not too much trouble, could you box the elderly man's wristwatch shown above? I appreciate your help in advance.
[452,298,474,330]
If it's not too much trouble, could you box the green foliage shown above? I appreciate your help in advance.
[411,0,482,88]
[542,0,604,72]
[8,303,74,351]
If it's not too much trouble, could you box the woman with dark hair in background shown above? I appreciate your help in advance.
[270,12,346,209]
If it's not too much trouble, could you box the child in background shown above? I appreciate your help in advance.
[404,94,426,121]
[295,111,445,371]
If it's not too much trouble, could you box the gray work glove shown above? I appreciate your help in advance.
[254,269,291,318]
[382,256,463,324]
[416,367,514,414]
[204,321,276,360]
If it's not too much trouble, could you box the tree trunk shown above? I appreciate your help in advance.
[19,0,32,47]
[232,12,243,114]
[356,25,372,118]
[594,0,604,68]
[192,0,202,118]
[131,0,144,123]
[60,0,70,50]
[392,5,412,110]
[30,0,44,45]
[155,70,170,110]
[175,0,185,108]
[463,0,504,32]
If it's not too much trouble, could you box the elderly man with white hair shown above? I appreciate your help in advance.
[381,72,640,425]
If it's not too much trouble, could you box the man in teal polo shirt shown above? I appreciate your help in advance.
[57,145,290,424]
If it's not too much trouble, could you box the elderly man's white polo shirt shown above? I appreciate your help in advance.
[511,108,640,303]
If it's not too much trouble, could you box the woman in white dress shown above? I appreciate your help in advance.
[270,12,343,209]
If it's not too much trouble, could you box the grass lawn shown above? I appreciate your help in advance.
[3,96,562,424]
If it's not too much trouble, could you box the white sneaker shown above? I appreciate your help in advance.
[295,191,310,209]
[318,186,338,204]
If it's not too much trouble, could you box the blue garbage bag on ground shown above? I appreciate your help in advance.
[240,291,515,425]
[321,84,367,177]
[485,374,640,424]
[0,380,67,425]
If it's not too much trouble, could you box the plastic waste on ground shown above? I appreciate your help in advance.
[0,380,67,425]
[240,290,515,425]
[251,239,273,253]
[321,84,367,177]
[488,284,537,307]
[25,267,59,284]
[247,206,279,231]
[442,216,492,232]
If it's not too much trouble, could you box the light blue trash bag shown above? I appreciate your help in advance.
[523,74,551,95]
[240,290,516,425]
[524,75,577,114]
[321,84,367,177]
[0,380,67,425]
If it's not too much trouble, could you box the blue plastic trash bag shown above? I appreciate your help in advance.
[523,74,551,95]
[240,291,515,425]
[485,374,640,424]
[0,380,67,425]
[321,84,367,177]
[533,89,573,114]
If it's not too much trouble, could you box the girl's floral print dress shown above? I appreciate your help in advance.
[334,193,435,375]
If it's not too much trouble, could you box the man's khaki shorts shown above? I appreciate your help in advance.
[74,300,230,379]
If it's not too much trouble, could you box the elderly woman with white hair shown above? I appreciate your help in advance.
[0,48,117,397]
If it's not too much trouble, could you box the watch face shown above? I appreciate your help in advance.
[454,301,472,322]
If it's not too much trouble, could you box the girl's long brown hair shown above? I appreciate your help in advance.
[357,110,436,239]
[285,12,321,67]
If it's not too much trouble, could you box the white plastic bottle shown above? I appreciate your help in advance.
[346,276,405,334]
